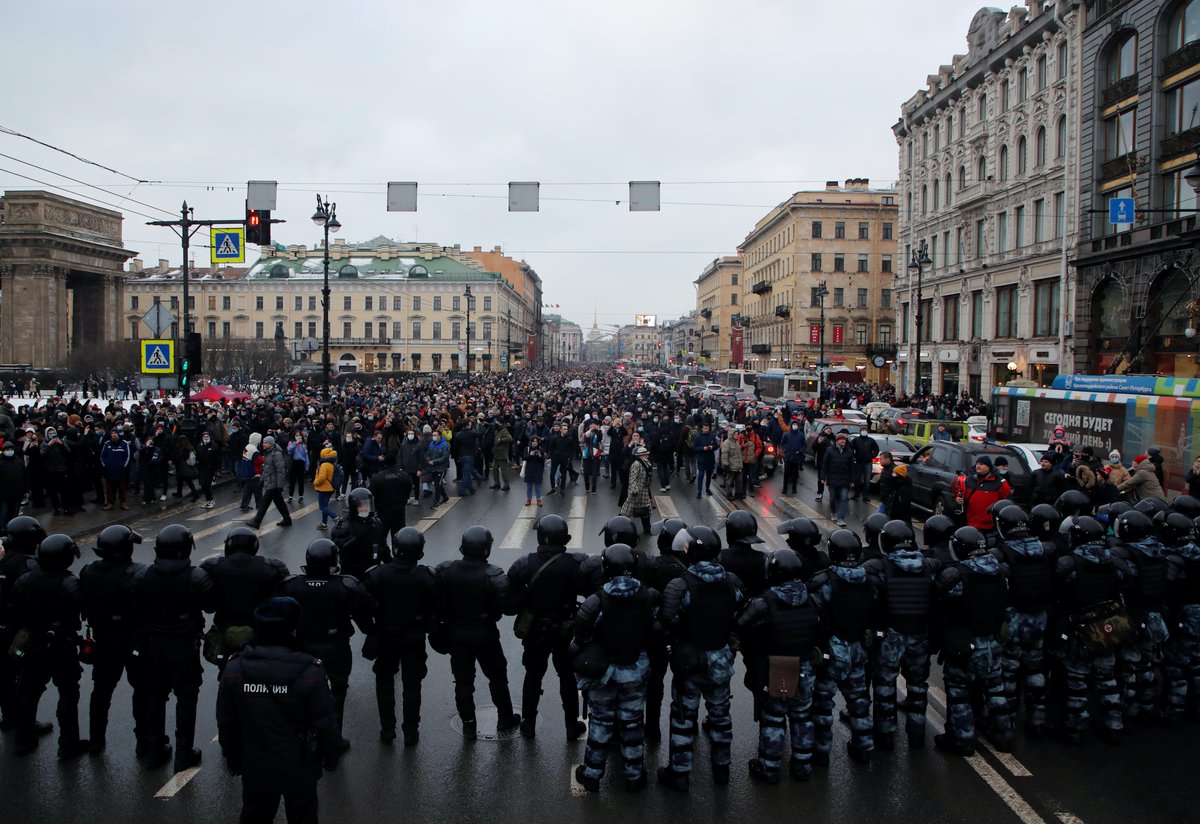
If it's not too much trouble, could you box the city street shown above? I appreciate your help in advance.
[3,465,1195,824]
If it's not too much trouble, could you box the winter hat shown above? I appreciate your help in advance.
[835,433,848,442]
[1109,449,1121,460]
[422,424,432,434]
[1133,454,1148,464]
[44,427,56,439]
[249,432,262,447]
[993,456,1008,466]
[262,436,276,448]
[975,455,994,469]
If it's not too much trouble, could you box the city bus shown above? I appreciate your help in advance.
[755,369,820,402]
[990,374,1200,493]
[716,369,758,392]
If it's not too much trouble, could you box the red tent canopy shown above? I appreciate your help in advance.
[190,384,253,403]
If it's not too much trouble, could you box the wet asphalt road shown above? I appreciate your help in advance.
[3,464,1197,824]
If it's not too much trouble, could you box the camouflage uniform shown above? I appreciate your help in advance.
[1164,541,1200,724]
[810,566,875,761]
[1114,537,1170,720]
[993,535,1056,733]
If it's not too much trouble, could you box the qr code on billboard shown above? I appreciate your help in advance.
[1016,400,1030,427]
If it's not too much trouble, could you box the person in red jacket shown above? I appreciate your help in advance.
[956,455,1010,533]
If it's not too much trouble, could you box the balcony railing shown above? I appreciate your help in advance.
[866,342,898,359]
[954,179,993,209]
[751,280,772,295]
[750,343,771,354]
[699,308,712,319]
[774,305,791,317]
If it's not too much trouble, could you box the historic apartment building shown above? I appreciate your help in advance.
[617,323,660,365]
[893,2,1080,396]
[1072,0,1200,378]
[694,255,741,368]
[122,239,542,373]
[737,181,899,383]
[659,311,699,366]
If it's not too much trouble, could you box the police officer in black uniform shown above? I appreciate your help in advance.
[720,510,769,598]
[861,512,890,562]
[0,515,43,732]
[641,518,690,740]
[278,539,374,733]
[363,526,439,745]
[217,596,348,824]
[79,524,147,753]
[921,514,958,564]
[11,533,88,758]
[330,487,390,581]
[776,517,831,581]
[201,527,289,671]
[133,523,213,771]
[435,526,520,740]
[368,455,414,539]
[578,516,642,595]
[507,514,585,740]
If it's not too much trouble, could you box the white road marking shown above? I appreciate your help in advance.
[155,767,201,798]
[926,684,1033,778]
[569,495,587,519]
[256,502,319,538]
[567,520,586,550]
[500,512,537,550]
[655,496,679,520]
[187,502,241,522]
[1056,815,1087,824]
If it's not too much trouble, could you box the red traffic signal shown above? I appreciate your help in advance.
[245,207,271,245]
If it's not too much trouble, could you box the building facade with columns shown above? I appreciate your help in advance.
[893,2,1080,396]
[738,181,899,383]
[694,256,741,368]
[617,323,660,365]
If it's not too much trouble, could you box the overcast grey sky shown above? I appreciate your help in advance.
[2,0,982,331]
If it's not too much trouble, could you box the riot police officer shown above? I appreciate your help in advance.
[657,525,744,791]
[861,512,890,562]
[0,515,43,732]
[435,526,520,739]
[363,527,439,746]
[216,596,348,823]
[133,524,213,771]
[79,525,147,753]
[11,533,87,758]
[1162,512,1200,725]
[720,510,769,597]
[776,517,830,582]
[278,539,374,733]
[579,516,642,595]
[572,543,660,793]
[200,527,289,670]
[935,526,1013,756]
[642,518,690,740]
[809,529,875,765]
[863,520,940,750]
[737,548,822,784]
[507,514,585,740]
[330,487,390,581]
[1111,509,1169,724]
[921,514,957,564]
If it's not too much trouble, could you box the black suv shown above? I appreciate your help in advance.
[907,442,1032,516]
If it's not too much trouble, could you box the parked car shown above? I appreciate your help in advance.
[871,407,909,434]
[898,419,971,449]
[968,424,987,443]
[805,419,867,451]
[907,442,1034,516]
[966,415,988,430]
[868,435,916,488]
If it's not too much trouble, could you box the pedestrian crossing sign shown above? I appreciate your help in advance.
[210,227,245,264]
[141,339,175,374]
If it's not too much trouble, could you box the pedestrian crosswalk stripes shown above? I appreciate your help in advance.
[188,502,241,522]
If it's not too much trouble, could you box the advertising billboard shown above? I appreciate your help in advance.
[634,314,657,327]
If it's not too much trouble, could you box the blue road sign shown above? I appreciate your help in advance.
[141,339,175,374]
[1109,197,1135,224]
[211,227,245,263]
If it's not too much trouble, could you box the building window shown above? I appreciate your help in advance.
[971,291,984,337]
[921,185,928,213]
[1034,127,1046,166]
[857,254,869,272]
[1018,68,1028,102]
[130,296,139,310]
[855,324,868,345]
[835,222,846,239]
[452,321,461,340]
[1054,191,1065,238]
[977,155,987,183]
[222,296,231,311]
[1015,205,1026,247]
[978,91,988,121]
[256,296,264,311]
[432,322,442,340]
[811,252,822,271]
[834,254,845,272]
[857,288,868,308]
[731,294,738,305]
[999,145,1009,181]
[955,227,964,264]
[1103,108,1136,161]
[274,322,284,339]
[412,296,421,311]
[933,180,940,210]
[1169,0,1200,54]
[308,321,316,337]
[364,322,373,339]
[343,321,352,338]
[930,236,938,269]
[1036,54,1047,90]
[275,296,283,311]
[975,219,986,258]
[1163,168,1200,218]
[412,321,422,340]
[1034,280,1060,336]
[341,295,350,311]
[207,321,216,338]
[882,222,893,240]
[900,304,909,342]
[294,321,302,338]
[858,221,869,240]
[1034,198,1046,243]
[881,288,892,309]
[365,296,373,311]
[392,322,402,338]
[1000,79,1009,112]
[1105,32,1137,87]
[1166,77,1200,136]
[997,211,1008,252]
[484,296,492,311]
[882,254,893,273]
[255,321,263,339]
[433,296,442,311]
[812,221,822,239]
[207,295,216,311]
[129,320,137,339]
[995,286,1018,337]
[309,296,316,311]
[833,287,844,307]
[452,296,461,311]
[810,287,823,308]
[1017,136,1027,175]
[393,296,402,311]
[1057,40,1068,80]
[731,274,738,285]
[879,324,893,345]
[943,294,959,341]
[483,322,492,340]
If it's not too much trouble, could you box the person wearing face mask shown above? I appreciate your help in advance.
[399,429,425,504]
[490,420,513,492]
[780,420,806,496]
[1107,450,1131,488]
[337,432,361,501]
[424,429,451,508]
[195,431,221,509]
[99,428,131,511]
[369,455,414,538]
[692,422,718,498]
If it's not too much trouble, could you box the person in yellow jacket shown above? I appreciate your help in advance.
[313,446,340,529]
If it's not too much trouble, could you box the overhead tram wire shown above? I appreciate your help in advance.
[0,124,153,184]
[0,152,177,218]
[0,167,164,223]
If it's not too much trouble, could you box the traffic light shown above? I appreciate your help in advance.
[185,331,203,374]
[179,357,190,388]
[246,206,271,245]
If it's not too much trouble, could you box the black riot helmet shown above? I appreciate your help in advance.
[827,529,863,567]
[862,512,890,555]
[1172,494,1200,520]
[95,524,142,560]
[599,516,639,548]
[769,549,805,584]
[995,506,1032,541]
[777,518,821,551]
[725,510,763,545]
[950,526,988,559]
[460,526,494,560]
[1160,512,1196,547]
[303,539,340,575]
[601,543,638,580]
[223,526,260,556]
[1095,501,1133,529]
[392,527,425,561]
[684,525,722,562]
[922,515,956,548]
[1055,489,1092,518]
[154,524,195,561]
[37,533,80,572]
[1133,497,1171,520]
[670,528,693,556]
[1061,515,1105,550]
[536,514,571,547]
[348,487,376,518]
[5,515,47,555]
[878,520,917,554]
[1113,509,1153,544]
[1029,504,1063,540]
[654,518,689,554]
[989,498,1017,517]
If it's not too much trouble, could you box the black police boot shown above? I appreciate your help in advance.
[88,737,106,756]
[812,749,831,767]
[574,764,601,792]
[711,762,730,785]
[1094,726,1122,746]
[907,731,925,750]
[58,738,90,761]
[624,773,647,793]
[1023,721,1044,741]
[461,719,477,740]
[566,719,586,741]
[874,731,894,751]
[520,716,537,739]
[933,733,974,757]
[174,747,202,772]
[497,712,522,733]
[380,727,396,745]
[403,730,419,747]
[656,766,689,792]
[747,759,780,784]
[846,742,872,764]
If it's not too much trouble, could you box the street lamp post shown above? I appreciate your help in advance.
[815,281,829,401]
[464,285,473,382]
[311,195,341,403]
[908,240,932,396]
[506,308,512,372]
